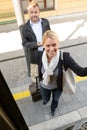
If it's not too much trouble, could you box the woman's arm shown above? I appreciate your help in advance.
[63,52,87,76]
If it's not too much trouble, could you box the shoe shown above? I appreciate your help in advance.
[51,108,56,116]
[43,101,47,105]
[51,111,54,116]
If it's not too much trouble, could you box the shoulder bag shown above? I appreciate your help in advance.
[61,52,76,94]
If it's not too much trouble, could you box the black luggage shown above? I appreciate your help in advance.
[29,76,42,102]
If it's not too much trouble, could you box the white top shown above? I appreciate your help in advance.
[30,19,43,51]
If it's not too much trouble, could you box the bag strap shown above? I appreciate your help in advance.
[60,51,66,72]
[56,51,63,91]
[36,76,39,91]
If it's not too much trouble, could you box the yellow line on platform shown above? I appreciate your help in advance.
[13,90,31,101]
[13,76,87,101]
[76,76,87,82]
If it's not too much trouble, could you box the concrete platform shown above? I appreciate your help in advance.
[0,12,87,129]
[16,79,87,129]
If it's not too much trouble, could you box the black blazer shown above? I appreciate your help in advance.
[21,18,50,64]
[39,52,87,91]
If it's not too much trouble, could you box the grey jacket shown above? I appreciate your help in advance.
[21,18,50,64]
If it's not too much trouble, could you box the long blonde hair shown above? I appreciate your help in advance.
[42,30,59,45]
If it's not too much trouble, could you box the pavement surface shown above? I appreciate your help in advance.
[0,12,87,129]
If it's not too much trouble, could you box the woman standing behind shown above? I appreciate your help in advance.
[39,30,87,116]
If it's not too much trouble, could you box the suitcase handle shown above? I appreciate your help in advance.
[36,76,39,91]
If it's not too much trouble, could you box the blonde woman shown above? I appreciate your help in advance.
[39,30,87,116]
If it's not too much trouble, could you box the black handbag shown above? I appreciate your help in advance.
[29,76,42,102]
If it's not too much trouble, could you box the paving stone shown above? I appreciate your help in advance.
[65,103,74,112]
[75,92,86,102]
[44,113,51,121]
[58,96,65,104]
[58,103,69,115]
[79,82,87,92]
[21,97,30,103]
[18,102,30,116]
[80,101,87,108]
[62,93,72,104]
[29,110,45,126]
[42,106,51,114]
[78,107,87,118]
[23,115,30,127]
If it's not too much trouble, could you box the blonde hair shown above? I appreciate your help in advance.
[27,0,39,11]
[42,30,59,45]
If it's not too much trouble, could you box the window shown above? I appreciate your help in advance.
[29,0,54,10]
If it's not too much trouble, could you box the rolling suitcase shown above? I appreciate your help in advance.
[29,76,42,102]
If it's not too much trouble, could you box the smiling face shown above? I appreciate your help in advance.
[28,5,40,23]
[43,31,59,61]
[43,38,59,61]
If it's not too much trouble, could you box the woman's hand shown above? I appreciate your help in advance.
[37,42,43,46]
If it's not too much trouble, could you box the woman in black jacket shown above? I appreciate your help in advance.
[39,30,87,116]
